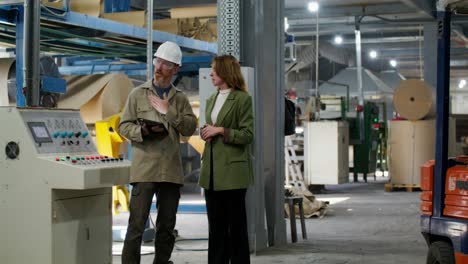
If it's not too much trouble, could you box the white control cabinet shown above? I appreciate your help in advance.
[303,121,349,185]
[0,107,130,264]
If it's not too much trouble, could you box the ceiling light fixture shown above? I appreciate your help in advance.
[389,59,397,67]
[369,50,378,59]
[334,35,343,45]
[284,17,289,32]
[308,1,319,12]
[459,79,466,89]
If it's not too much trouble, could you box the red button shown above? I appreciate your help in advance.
[72,160,77,164]
[55,157,60,161]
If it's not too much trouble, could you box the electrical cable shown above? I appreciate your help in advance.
[174,237,209,252]
[40,4,67,17]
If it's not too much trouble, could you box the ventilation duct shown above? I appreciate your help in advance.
[286,42,355,73]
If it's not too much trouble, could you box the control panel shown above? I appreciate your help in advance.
[21,110,94,154]
[0,107,130,264]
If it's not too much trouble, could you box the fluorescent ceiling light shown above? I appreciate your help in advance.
[334,35,343,44]
[459,79,466,89]
[284,17,289,31]
[308,1,319,12]
[369,50,378,59]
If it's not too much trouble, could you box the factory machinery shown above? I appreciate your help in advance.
[302,94,386,186]
[0,107,130,264]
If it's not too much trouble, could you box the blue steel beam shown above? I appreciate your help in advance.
[433,11,451,218]
[59,56,213,75]
[40,10,217,54]
[15,5,24,106]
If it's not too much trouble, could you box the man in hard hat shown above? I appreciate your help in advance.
[119,41,197,264]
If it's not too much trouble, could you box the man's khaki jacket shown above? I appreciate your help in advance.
[118,80,197,184]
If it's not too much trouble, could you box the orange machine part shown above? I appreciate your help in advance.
[444,205,468,220]
[445,194,468,207]
[455,155,468,164]
[455,252,468,264]
[421,191,433,201]
[421,160,435,191]
[421,210,432,216]
[421,201,433,213]
[445,166,468,196]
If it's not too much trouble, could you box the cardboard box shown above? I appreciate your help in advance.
[388,120,435,185]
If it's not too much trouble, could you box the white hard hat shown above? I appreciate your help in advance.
[154,41,182,66]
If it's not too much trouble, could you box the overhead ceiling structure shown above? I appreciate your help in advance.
[284,0,468,81]
[136,0,468,83]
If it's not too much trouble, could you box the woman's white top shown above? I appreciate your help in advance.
[211,89,231,125]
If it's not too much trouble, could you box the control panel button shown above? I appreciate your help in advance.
[81,132,89,138]
[67,132,74,138]
[53,132,60,138]
[61,132,68,138]
[74,132,82,138]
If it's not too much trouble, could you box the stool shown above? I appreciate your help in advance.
[285,196,307,243]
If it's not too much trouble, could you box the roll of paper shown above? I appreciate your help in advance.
[58,73,133,124]
[393,79,435,121]
[0,58,15,106]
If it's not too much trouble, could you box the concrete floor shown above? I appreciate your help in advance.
[112,176,427,264]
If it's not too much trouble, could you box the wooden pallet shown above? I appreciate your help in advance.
[384,183,421,192]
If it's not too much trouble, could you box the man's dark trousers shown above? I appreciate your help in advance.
[122,182,180,264]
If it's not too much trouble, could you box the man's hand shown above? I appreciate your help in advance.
[148,93,169,114]
[201,125,223,142]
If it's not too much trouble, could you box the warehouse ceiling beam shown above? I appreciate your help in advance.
[285,3,419,19]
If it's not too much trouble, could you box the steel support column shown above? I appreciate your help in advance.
[423,22,438,87]
[241,0,286,249]
[146,0,153,80]
[15,5,25,107]
[23,0,40,106]
[433,10,450,218]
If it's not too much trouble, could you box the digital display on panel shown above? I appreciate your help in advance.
[27,122,53,143]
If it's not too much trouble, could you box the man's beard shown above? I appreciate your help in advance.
[154,73,166,86]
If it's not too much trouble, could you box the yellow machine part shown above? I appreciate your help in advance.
[95,113,126,158]
[96,113,130,215]
[112,185,129,215]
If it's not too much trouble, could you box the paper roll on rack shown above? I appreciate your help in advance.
[393,79,435,121]
[58,74,133,124]
[0,58,15,106]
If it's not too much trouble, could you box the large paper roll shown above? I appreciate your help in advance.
[0,58,15,106]
[58,73,133,124]
[393,79,435,121]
